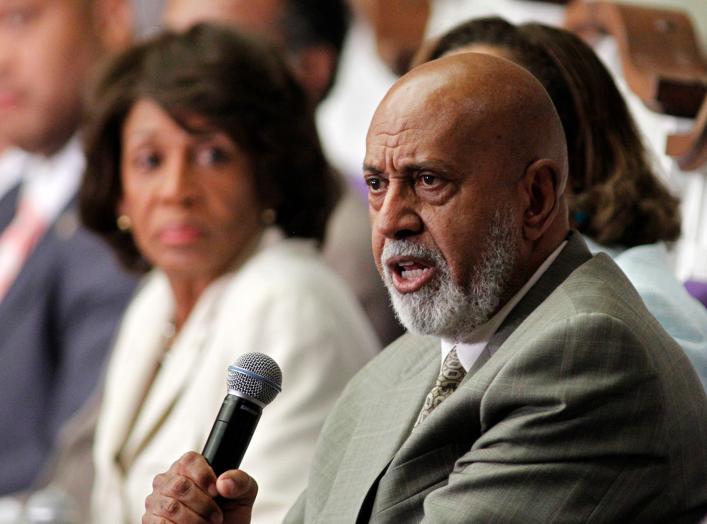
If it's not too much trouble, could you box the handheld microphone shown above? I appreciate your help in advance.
[202,352,282,476]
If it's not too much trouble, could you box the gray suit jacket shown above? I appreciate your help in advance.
[0,189,136,494]
[285,234,707,523]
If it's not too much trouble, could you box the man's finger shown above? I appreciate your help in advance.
[173,451,219,498]
[143,493,222,524]
[216,470,259,522]
[145,456,223,523]
[216,470,258,503]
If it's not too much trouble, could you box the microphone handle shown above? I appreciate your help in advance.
[202,394,262,476]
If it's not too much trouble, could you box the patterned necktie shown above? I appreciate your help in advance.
[414,346,466,428]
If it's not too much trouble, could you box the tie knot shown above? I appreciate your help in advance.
[414,346,467,428]
[440,346,464,381]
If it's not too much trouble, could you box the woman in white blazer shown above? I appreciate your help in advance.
[79,25,380,524]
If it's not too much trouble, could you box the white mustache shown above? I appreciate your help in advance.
[381,240,445,268]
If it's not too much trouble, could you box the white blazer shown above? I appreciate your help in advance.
[91,229,381,523]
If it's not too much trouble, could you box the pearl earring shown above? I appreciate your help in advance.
[116,214,132,232]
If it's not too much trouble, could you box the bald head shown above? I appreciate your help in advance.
[373,52,567,192]
[365,53,570,336]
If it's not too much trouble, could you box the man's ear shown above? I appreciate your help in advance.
[290,45,337,105]
[94,0,135,52]
[520,158,563,241]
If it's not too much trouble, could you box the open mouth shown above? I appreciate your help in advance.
[387,257,436,293]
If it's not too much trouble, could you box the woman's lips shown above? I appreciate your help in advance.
[0,91,19,110]
[387,258,436,293]
[158,224,204,246]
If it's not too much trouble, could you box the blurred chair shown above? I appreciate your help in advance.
[667,93,707,171]
[565,0,707,117]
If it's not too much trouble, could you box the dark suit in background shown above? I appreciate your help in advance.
[0,189,136,494]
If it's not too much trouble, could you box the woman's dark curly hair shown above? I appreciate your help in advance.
[421,17,680,247]
[80,23,339,272]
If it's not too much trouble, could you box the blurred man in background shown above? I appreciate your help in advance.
[0,0,136,496]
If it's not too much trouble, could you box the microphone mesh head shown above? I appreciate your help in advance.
[227,352,282,406]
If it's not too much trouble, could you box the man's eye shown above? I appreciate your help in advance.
[365,176,385,192]
[419,174,438,187]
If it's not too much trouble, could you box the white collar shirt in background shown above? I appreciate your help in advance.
[20,137,84,223]
[0,148,29,201]
[0,138,84,301]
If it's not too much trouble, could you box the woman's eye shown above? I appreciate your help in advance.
[133,151,161,171]
[0,8,35,29]
[195,146,229,167]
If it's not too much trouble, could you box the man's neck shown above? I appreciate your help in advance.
[25,115,80,158]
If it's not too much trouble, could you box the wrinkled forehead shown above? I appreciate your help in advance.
[365,52,567,186]
[366,71,500,153]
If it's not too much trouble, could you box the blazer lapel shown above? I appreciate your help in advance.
[476,231,593,367]
[107,238,267,473]
[118,279,227,469]
[316,334,440,522]
[98,273,172,473]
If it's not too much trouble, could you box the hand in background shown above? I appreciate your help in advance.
[142,452,257,524]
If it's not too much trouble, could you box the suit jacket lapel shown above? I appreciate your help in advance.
[315,334,439,522]
[0,201,79,315]
[477,232,592,366]
[429,234,593,425]
[0,183,19,232]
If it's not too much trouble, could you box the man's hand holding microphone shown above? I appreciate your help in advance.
[142,353,280,524]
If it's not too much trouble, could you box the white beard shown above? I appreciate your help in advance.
[381,207,521,342]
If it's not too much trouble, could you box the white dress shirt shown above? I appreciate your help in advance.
[19,138,84,222]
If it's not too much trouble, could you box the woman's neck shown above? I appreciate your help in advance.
[164,227,269,332]
[167,276,214,332]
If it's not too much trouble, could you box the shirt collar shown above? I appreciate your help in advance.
[441,239,568,371]
[0,148,29,200]
[21,137,84,221]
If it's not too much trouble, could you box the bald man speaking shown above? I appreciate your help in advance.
[142,53,707,523]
